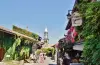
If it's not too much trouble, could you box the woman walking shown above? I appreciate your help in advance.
[39,51,45,63]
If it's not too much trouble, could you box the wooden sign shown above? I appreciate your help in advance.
[71,12,82,26]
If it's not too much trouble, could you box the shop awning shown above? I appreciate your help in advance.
[73,44,84,51]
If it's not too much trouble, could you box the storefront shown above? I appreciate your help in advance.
[0,26,41,61]
[0,27,15,61]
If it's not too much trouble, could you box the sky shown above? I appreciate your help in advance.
[0,0,75,44]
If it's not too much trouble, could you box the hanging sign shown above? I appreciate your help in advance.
[71,12,82,26]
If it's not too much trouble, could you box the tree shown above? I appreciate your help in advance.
[75,1,100,65]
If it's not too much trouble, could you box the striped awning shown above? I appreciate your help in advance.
[73,44,84,51]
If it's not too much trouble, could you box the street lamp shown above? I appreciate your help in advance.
[66,10,72,20]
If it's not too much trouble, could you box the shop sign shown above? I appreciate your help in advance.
[71,12,82,26]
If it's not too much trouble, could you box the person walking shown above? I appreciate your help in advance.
[39,51,45,63]
[63,53,71,65]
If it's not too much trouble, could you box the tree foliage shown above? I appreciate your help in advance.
[36,48,55,56]
[3,38,21,61]
[75,1,100,65]
[13,25,39,40]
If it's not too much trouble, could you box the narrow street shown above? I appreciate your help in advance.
[0,57,57,65]
[0,0,99,65]
[24,57,56,65]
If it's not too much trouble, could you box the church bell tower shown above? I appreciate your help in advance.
[44,27,49,45]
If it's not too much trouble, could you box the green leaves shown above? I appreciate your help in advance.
[13,25,39,40]
[96,43,100,49]
[75,1,100,65]
[20,46,30,59]
[3,38,21,61]
[36,48,56,56]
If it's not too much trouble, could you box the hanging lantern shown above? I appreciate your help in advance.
[67,12,71,20]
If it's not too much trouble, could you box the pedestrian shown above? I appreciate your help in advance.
[63,56,71,65]
[62,53,71,65]
[43,53,46,60]
[39,50,45,63]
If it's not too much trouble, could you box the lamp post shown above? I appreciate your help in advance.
[66,10,72,20]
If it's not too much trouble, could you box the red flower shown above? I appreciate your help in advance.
[65,26,78,43]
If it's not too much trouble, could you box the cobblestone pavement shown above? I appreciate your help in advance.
[24,57,57,65]
[0,57,57,65]
[24,63,47,65]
